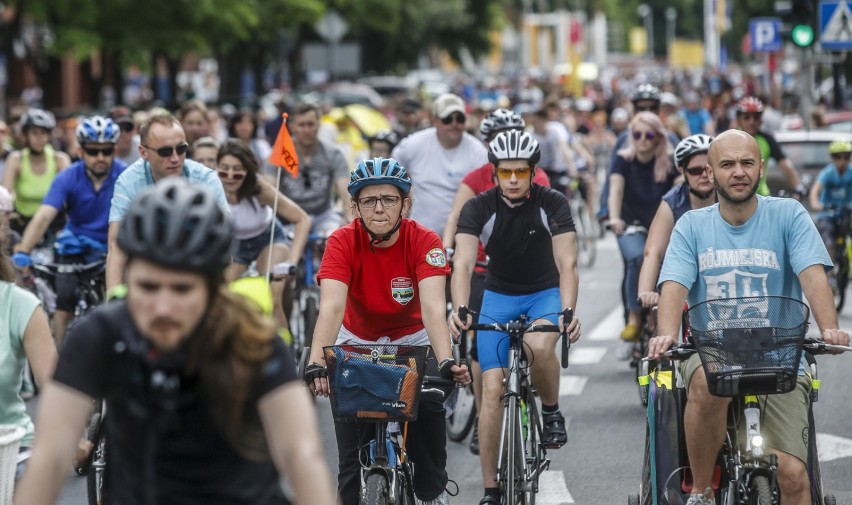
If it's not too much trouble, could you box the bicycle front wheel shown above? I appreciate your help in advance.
[362,472,390,505]
[501,395,531,505]
[447,386,476,442]
[748,475,773,505]
[86,435,107,505]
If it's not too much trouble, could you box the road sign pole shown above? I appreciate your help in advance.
[801,46,814,130]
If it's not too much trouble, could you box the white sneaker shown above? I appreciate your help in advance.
[615,340,633,361]
[419,490,449,505]
[685,488,714,505]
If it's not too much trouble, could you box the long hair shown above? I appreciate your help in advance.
[217,139,261,204]
[617,111,674,184]
[0,242,15,282]
[227,110,259,141]
[185,286,276,460]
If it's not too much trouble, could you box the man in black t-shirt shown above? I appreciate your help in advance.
[448,130,582,505]
[14,179,336,505]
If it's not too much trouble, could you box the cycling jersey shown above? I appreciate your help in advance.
[753,131,786,197]
[661,183,691,223]
[53,301,296,505]
[456,185,575,295]
[15,145,57,217]
[42,158,127,244]
[317,218,449,340]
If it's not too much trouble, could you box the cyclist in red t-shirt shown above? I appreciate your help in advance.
[304,157,471,505]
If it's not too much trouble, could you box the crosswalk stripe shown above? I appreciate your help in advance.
[816,432,852,462]
[536,470,575,504]
[559,375,588,396]
[587,306,623,341]
[568,346,607,365]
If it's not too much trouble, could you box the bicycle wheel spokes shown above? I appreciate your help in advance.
[500,395,530,505]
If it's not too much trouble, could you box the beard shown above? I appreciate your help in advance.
[715,177,759,204]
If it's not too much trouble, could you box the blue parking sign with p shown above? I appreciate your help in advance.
[750,18,782,52]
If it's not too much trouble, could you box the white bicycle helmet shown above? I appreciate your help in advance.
[76,116,121,145]
[479,108,525,140]
[674,134,714,168]
[487,130,541,168]
[21,109,56,131]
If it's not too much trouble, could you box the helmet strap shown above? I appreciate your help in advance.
[497,172,533,206]
[360,216,404,252]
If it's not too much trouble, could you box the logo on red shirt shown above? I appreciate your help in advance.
[391,277,414,305]
[426,248,447,268]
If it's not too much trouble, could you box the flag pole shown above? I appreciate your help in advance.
[265,113,293,284]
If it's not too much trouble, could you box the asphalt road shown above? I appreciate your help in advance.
[38,235,852,504]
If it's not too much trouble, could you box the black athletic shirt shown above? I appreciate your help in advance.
[456,185,575,294]
[53,301,297,505]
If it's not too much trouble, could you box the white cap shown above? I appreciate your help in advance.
[433,93,466,119]
[611,108,630,123]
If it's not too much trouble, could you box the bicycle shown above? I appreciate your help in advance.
[31,258,106,322]
[323,344,455,505]
[288,232,329,359]
[458,306,573,505]
[823,206,851,311]
[568,177,596,268]
[632,296,851,505]
[75,398,107,505]
[445,323,477,444]
[632,306,656,406]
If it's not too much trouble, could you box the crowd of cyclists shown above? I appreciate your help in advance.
[0,78,850,505]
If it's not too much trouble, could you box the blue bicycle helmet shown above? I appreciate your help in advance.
[348,157,412,197]
[76,115,121,145]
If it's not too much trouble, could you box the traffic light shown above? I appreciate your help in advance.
[791,0,816,47]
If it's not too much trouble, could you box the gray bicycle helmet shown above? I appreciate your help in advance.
[479,108,525,140]
[487,130,541,168]
[21,109,56,131]
[631,84,661,104]
[76,116,121,145]
[117,178,234,275]
[370,130,399,149]
[674,134,714,168]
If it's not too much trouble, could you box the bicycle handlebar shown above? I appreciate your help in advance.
[457,306,574,368]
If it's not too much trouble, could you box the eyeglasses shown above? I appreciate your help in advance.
[358,195,401,208]
[441,113,466,125]
[83,146,115,157]
[142,142,189,158]
[217,170,245,181]
[632,130,657,141]
[685,166,706,177]
[739,113,762,121]
[496,167,532,179]
[832,153,852,160]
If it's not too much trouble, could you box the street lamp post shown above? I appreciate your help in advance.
[637,4,654,58]
[665,7,677,56]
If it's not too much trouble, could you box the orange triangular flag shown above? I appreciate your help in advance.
[268,113,299,177]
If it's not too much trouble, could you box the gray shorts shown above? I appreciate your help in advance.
[681,353,811,464]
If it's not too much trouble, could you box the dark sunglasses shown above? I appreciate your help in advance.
[217,170,245,180]
[684,166,706,177]
[83,146,115,157]
[632,130,657,141]
[143,142,189,158]
[832,153,852,160]
[441,113,466,125]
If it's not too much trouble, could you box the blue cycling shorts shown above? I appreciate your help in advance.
[477,287,561,371]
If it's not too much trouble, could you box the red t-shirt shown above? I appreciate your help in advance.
[317,218,450,340]
[460,163,551,269]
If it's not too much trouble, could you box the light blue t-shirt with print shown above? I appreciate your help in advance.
[815,163,852,220]
[108,158,229,223]
[0,282,42,447]
[659,196,832,307]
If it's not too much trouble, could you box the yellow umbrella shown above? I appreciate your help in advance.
[343,104,391,138]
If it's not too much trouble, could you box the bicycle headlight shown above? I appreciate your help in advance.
[751,435,764,448]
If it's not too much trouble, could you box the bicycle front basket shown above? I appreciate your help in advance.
[687,296,809,397]
[324,345,429,422]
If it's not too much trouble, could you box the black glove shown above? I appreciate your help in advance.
[438,358,456,380]
[303,362,327,385]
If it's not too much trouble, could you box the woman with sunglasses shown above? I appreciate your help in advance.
[637,134,715,309]
[607,111,678,358]
[217,139,311,344]
[808,138,852,283]
[2,109,71,235]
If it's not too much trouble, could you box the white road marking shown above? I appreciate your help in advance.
[567,346,607,365]
[587,306,623,341]
[536,470,575,504]
[559,375,588,396]
[816,432,852,463]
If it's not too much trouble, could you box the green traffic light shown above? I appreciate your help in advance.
[792,24,814,46]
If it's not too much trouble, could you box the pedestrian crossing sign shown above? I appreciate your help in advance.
[820,0,852,49]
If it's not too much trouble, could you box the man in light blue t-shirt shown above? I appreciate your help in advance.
[647,130,849,505]
[106,112,228,290]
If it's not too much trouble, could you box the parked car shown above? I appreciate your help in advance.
[765,130,847,198]
[782,110,852,132]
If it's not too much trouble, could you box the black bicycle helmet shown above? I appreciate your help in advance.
[117,178,234,275]
[21,109,56,131]
[631,84,661,105]
[370,130,399,150]
[479,108,525,140]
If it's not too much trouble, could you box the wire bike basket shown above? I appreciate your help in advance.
[687,296,809,397]
[324,345,429,423]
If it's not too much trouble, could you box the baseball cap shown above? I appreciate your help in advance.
[108,106,133,125]
[398,97,423,113]
[611,108,630,123]
[432,93,466,119]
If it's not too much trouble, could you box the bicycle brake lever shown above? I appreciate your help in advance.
[561,308,573,368]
